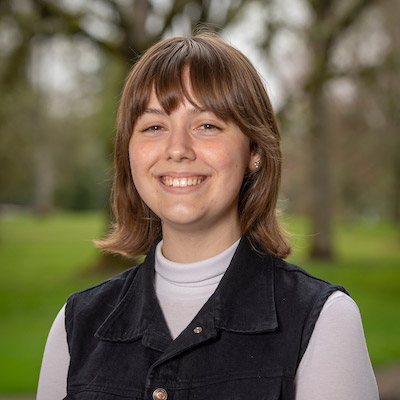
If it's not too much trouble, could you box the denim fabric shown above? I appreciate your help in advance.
[65,237,347,399]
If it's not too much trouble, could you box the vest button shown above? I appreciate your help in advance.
[193,326,203,334]
[153,387,168,400]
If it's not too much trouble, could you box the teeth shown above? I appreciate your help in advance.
[162,176,204,187]
[179,178,187,187]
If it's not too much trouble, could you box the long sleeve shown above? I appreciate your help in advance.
[295,291,379,399]
[37,305,69,400]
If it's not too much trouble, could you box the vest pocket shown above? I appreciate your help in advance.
[64,388,144,399]
[64,394,143,400]
[183,376,282,400]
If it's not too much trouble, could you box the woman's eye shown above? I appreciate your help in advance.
[143,125,164,132]
[197,123,220,132]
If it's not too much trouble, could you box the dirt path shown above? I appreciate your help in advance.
[375,363,400,400]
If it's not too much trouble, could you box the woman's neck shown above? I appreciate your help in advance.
[161,223,242,263]
[155,238,240,288]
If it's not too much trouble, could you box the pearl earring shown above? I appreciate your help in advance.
[254,160,260,169]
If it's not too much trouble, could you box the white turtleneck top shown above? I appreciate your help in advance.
[37,240,379,399]
[154,239,238,339]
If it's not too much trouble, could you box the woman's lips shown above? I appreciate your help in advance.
[161,176,207,188]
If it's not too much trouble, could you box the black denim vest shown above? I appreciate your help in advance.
[65,237,348,400]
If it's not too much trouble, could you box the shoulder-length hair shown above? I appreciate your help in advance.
[96,32,291,259]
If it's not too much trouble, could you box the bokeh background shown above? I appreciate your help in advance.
[0,0,399,398]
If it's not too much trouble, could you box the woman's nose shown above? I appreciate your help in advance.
[165,127,196,162]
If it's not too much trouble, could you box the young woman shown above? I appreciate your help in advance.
[37,33,379,399]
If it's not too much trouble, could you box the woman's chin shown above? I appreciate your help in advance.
[161,213,204,231]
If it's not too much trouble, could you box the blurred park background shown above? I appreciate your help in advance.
[0,0,399,397]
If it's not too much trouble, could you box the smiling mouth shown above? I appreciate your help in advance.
[161,176,206,188]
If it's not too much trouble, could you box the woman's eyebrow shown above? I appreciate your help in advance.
[143,107,209,115]
[143,108,166,115]
[189,107,208,115]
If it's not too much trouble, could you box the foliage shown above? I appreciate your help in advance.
[0,212,399,393]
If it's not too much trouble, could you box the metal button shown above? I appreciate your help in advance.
[153,388,168,400]
[193,326,203,334]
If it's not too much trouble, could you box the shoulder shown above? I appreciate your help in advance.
[318,291,364,336]
[322,290,359,313]
[313,292,373,364]
[296,291,379,399]
[68,264,141,303]
[273,256,336,285]
[65,264,143,329]
[270,257,350,360]
[272,256,348,300]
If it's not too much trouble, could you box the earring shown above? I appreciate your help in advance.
[254,160,260,169]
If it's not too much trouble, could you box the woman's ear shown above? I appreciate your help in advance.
[248,152,261,172]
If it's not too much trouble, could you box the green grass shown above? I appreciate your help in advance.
[0,212,111,393]
[0,212,399,393]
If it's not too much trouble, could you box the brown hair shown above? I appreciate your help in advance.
[96,32,291,259]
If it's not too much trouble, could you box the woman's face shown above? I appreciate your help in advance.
[129,88,258,237]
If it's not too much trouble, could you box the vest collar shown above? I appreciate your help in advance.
[213,236,278,333]
[95,236,278,344]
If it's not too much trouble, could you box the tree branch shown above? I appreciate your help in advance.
[35,0,121,56]
[314,0,379,48]
[159,0,188,37]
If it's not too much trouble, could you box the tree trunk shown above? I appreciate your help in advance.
[392,152,400,225]
[309,88,334,259]
[33,145,54,215]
